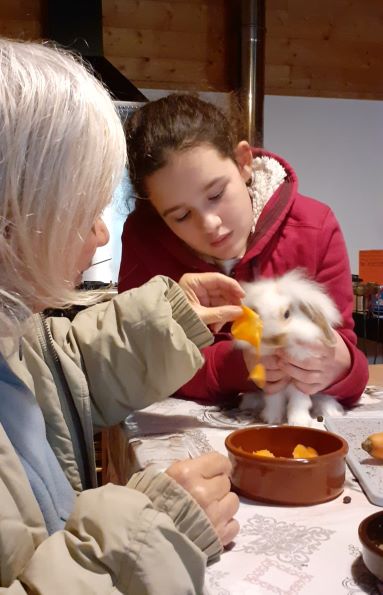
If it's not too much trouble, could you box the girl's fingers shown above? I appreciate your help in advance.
[180,272,245,307]
[282,362,323,384]
[263,378,290,394]
[263,368,286,382]
[197,304,243,326]
[262,356,283,370]
[199,273,245,299]
[292,380,323,394]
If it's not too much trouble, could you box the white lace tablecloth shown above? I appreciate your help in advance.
[123,389,383,595]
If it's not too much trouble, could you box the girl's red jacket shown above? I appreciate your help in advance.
[119,150,368,407]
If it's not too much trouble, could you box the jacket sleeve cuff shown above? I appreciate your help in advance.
[324,331,368,407]
[165,279,213,350]
[127,466,222,564]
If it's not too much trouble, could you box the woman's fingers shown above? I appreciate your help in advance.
[221,518,241,547]
[192,451,232,478]
[205,492,240,545]
[191,473,232,508]
[166,452,232,488]
[205,491,239,526]
[199,452,232,478]
[165,452,240,546]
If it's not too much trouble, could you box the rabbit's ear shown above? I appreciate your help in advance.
[298,303,337,346]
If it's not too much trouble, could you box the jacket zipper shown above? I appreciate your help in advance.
[38,314,95,489]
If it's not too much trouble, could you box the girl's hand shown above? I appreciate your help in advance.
[279,331,351,394]
[166,452,240,546]
[179,272,245,332]
[242,347,290,394]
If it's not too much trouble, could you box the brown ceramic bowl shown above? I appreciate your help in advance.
[225,425,348,505]
[359,511,383,581]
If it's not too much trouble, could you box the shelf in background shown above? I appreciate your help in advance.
[353,312,383,342]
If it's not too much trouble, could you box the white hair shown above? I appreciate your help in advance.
[0,39,127,337]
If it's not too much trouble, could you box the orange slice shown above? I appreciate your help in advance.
[253,449,275,458]
[292,444,318,459]
[231,305,265,388]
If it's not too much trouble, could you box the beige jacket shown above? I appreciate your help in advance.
[0,276,222,594]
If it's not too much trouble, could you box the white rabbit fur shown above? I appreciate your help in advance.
[239,269,345,426]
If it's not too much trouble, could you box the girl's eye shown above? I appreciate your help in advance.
[174,211,191,223]
[284,309,290,319]
[208,189,224,201]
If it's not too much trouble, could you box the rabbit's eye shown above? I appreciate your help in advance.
[284,309,290,319]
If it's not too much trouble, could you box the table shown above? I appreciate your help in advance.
[368,364,383,386]
[120,367,383,595]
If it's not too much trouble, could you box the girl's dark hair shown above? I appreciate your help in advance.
[125,93,237,205]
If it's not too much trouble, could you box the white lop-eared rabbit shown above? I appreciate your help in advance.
[239,270,345,426]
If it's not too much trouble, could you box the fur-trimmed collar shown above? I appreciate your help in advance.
[249,155,287,230]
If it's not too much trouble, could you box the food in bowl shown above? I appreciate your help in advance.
[292,444,318,458]
[225,425,348,505]
[358,511,383,581]
[253,449,275,457]
[253,444,319,459]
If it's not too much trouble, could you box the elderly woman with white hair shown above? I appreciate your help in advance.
[0,39,241,593]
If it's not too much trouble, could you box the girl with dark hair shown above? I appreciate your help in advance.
[119,93,368,408]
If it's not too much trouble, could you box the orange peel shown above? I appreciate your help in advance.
[231,305,265,388]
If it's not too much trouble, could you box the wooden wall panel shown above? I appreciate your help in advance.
[111,55,209,88]
[105,28,216,62]
[0,0,41,39]
[103,0,221,31]
[266,0,383,99]
[0,0,383,99]
[103,0,240,91]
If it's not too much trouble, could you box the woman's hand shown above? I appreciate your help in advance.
[242,347,290,394]
[279,330,351,394]
[165,452,240,546]
[179,272,245,332]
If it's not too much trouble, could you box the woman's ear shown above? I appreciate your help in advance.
[234,141,253,183]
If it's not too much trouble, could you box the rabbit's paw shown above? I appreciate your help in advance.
[311,394,344,419]
[287,412,313,427]
[260,407,284,425]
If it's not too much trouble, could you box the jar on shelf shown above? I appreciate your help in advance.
[370,285,383,318]
[354,283,365,313]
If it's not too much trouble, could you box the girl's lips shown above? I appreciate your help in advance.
[210,231,232,247]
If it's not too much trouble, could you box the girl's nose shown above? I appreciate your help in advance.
[95,218,110,248]
[199,212,221,233]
